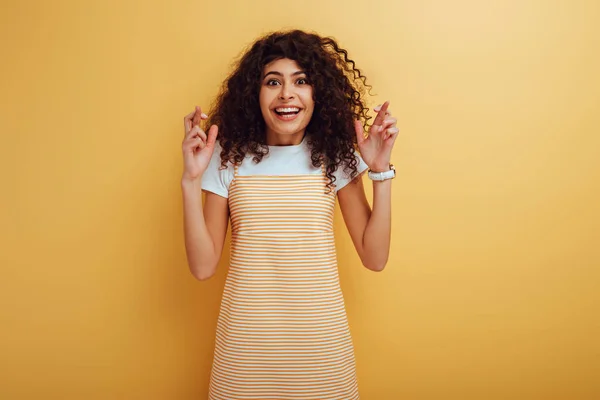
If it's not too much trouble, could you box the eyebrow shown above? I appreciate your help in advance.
[263,70,306,79]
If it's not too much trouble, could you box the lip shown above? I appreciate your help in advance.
[272,105,303,110]
[272,109,301,122]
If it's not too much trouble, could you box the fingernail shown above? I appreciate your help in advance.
[201,113,208,118]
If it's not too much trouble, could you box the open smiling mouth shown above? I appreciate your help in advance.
[274,107,302,120]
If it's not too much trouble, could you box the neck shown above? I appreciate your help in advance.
[265,130,305,146]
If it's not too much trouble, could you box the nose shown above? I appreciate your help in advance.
[278,83,294,100]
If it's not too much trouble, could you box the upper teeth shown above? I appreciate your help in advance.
[276,107,300,113]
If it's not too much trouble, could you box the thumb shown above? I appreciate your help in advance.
[354,120,365,145]
[206,124,219,148]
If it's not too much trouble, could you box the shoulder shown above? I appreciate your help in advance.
[200,142,234,198]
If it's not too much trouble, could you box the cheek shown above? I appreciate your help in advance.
[259,90,271,114]
[302,89,315,112]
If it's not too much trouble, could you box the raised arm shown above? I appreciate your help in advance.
[339,101,399,272]
[181,106,228,280]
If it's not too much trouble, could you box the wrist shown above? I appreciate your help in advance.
[367,163,396,182]
[369,165,391,173]
[181,176,203,190]
[368,160,392,172]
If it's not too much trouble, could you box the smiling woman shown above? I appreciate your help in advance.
[260,59,315,145]
[181,29,399,399]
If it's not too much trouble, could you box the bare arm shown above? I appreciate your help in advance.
[182,180,229,280]
[181,106,226,280]
[338,176,392,272]
[342,101,399,271]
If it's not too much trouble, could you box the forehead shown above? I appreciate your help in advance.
[263,58,303,74]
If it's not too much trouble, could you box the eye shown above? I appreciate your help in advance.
[266,79,280,86]
[297,78,309,85]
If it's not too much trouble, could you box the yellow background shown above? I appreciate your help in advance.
[1,0,599,399]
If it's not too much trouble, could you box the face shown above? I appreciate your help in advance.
[259,58,314,145]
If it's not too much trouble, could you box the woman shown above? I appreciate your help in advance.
[181,29,399,399]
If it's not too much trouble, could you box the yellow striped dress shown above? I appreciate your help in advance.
[207,163,360,399]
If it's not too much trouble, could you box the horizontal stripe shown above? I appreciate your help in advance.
[220,296,344,306]
[214,348,355,365]
[230,252,337,261]
[232,235,335,242]
[215,322,349,334]
[210,377,356,394]
[232,219,333,227]
[230,253,337,262]
[231,233,334,240]
[219,305,347,314]
[219,291,345,301]
[214,348,356,358]
[229,262,338,270]
[211,359,356,375]
[211,374,356,389]
[224,275,340,284]
[215,336,353,350]
[210,384,358,400]
[230,242,336,249]
[211,367,356,383]
[210,374,356,389]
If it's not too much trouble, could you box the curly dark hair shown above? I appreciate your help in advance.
[206,29,373,191]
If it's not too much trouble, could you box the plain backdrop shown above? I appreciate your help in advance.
[1,0,599,399]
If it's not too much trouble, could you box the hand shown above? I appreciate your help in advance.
[182,106,219,182]
[354,101,399,172]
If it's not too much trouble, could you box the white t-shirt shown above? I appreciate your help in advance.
[201,137,369,198]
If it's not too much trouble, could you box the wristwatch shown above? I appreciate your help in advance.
[368,164,396,181]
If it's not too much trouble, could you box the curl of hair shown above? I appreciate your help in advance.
[206,29,372,191]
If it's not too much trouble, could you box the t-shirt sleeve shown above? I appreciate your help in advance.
[200,144,233,198]
[333,149,369,192]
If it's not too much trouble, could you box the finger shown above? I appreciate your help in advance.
[384,127,399,140]
[381,117,398,130]
[373,106,391,118]
[185,125,199,141]
[206,124,219,148]
[382,117,398,140]
[195,125,207,142]
[192,106,202,127]
[183,137,206,152]
[373,101,390,127]
[184,110,196,133]
[374,109,390,119]
[373,104,392,115]
[354,120,366,145]
[192,107,209,127]
[185,125,206,141]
